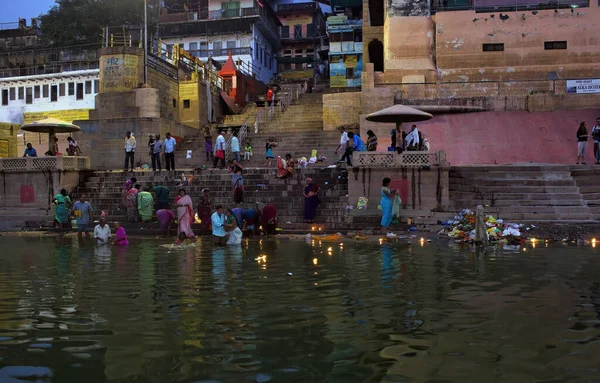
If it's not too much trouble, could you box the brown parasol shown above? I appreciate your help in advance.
[20,118,81,154]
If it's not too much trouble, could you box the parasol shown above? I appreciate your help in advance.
[365,104,433,124]
[21,118,81,155]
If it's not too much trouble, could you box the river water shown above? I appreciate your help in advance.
[0,236,599,382]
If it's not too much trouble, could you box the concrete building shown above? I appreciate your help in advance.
[158,0,281,84]
[271,0,329,82]
[327,0,363,88]
[0,70,99,125]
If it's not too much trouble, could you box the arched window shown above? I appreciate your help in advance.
[368,39,384,72]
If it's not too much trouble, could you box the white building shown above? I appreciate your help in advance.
[0,70,99,124]
[158,0,281,84]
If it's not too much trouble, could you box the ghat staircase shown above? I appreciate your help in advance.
[449,165,600,222]
[73,168,364,234]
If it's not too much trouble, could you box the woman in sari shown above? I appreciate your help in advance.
[125,184,140,222]
[137,187,154,222]
[197,188,212,232]
[228,161,244,204]
[121,177,137,209]
[277,154,295,179]
[261,204,278,238]
[53,189,72,230]
[157,209,175,237]
[176,189,195,238]
[381,177,397,231]
[303,178,320,223]
[224,209,243,245]
[114,222,129,246]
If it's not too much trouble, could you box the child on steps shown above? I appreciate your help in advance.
[244,142,253,161]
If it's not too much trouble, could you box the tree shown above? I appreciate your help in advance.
[39,0,160,47]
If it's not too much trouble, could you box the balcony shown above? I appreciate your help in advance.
[431,0,589,13]
[276,2,319,14]
[187,47,252,58]
[159,6,281,48]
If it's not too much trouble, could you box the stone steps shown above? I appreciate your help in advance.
[448,165,595,222]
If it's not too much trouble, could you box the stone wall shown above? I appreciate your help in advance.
[0,123,18,158]
[0,170,84,229]
[73,118,199,169]
[322,92,362,130]
[347,166,450,213]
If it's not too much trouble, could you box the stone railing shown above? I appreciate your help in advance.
[0,156,91,172]
[354,151,446,168]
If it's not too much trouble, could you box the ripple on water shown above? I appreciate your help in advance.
[0,237,599,382]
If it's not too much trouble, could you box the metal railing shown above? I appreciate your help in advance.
[253,83,306,133]
[354,151,447,168]
[0,156,91,171]
[0,43,101,78]
[186,47,252,58]
[225,121,249,159]
[276,2,319,12]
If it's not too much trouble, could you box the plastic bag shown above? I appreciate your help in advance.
[356,197,368,210]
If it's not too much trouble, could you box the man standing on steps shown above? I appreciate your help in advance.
[152,134,163,172]
[164,132,177,172]
[334,126,348,162]
[230,131,241,164]
[124,131,136,172]
[213,130,227,168]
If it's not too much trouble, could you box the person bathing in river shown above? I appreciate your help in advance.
[114,222,129,246]
[157,209,175,238]
[225,208,243,245]
[176,189,195,239]
[53,188,72,232]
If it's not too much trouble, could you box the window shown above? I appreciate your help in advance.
[221,1,240,18]
[283,49,292,55]
[226,40,236,50]
[483,43,504,51]
[42,85,49,98]
[189,42,198,53]
[307,23,316,38]
[346,68,354,79]
[545,41,567,50]
[94,80,99,93]
[68,82,75,96]
[59,83,65,97]
[18,87,24,100]
[183,99,191,108]
[295,49,303,55]
[294,25,302,39]
[1,89,8,105]
[172,98,177,108]
[34,85,40,99]
[9,87,15,100]
[76,83,84,100]
[26,87,33,104]
[330,33,341,42]
[213,41,223,56]
[85,81,92,94]
[51,85,58,102]
[281,26,290,39]
[342,32,354,42]
[199,42,208,57]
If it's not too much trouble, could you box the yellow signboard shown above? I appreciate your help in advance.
[344,55,358,68]
[24,109,91,124]
[100,54,140,93]
[179,82,198,100]
[330,75,346,87]
[281,70,313,80]
[0,139,9,158]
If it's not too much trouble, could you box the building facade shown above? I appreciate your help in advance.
[327,11,363,88]
[158,0,281,84]
[272,0,329,82]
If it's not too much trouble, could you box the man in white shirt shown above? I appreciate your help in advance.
[230,131,241,163]
[211,205,227,245]
[94,217,111,245]
[164,132,177,172]
[334,126,348,162]
[213,130,227,168]
[124,131,136,172]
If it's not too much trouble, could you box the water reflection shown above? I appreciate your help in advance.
[0,237,599,381]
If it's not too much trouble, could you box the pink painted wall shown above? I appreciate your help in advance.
[419,108,600,165]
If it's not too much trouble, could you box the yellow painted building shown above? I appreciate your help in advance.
[0,123,18,158]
